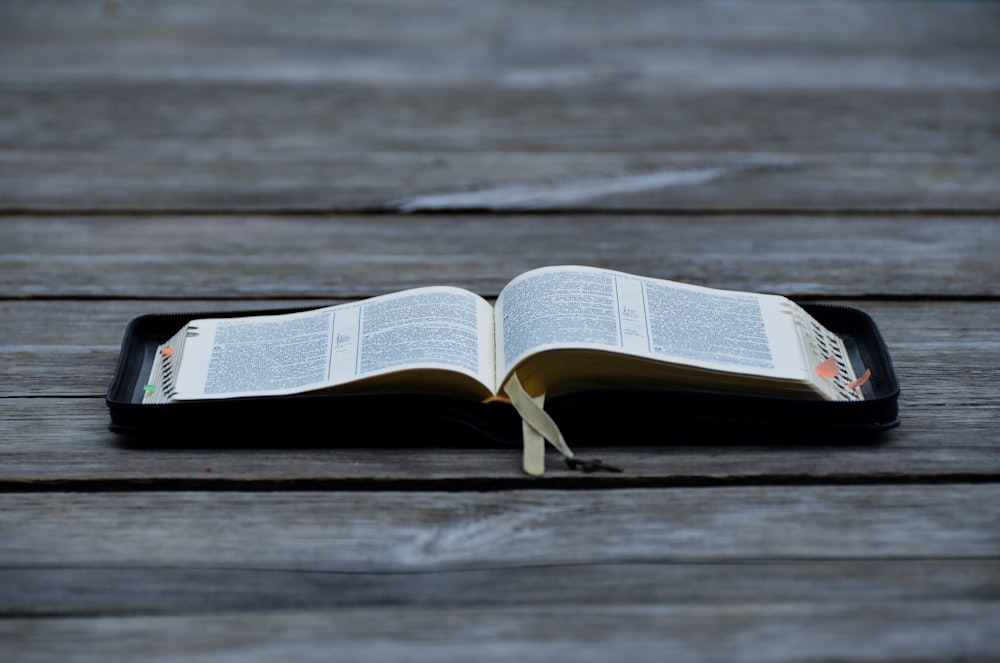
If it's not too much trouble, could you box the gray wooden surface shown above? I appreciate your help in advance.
[2,1,998,661]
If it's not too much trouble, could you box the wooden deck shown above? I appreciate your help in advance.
[2,1,999,660]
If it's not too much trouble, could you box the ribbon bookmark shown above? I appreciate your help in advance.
[521,391,547,477]
[847,368,872,390]
[502,372,622,476]
[502,372,574,476]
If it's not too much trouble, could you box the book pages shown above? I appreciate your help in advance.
[156,287,496,401]
[495,265,814,394]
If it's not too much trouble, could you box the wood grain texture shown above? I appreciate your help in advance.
[5,0,998,86]
[2,1,998,657]
[3,487,998,569]
[1,396,999,483]
[1,1,997,211]
[1,486,998,661]
[4,560,998,616]
[2,113,996,212]
[3,215,998,299]
[3,603,998,663]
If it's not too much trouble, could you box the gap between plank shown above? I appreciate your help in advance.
[1,474,999,494]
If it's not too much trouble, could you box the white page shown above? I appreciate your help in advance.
[494,265,809,389]
[171,286,496,400]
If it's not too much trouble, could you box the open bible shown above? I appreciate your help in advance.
[134,266,879,475]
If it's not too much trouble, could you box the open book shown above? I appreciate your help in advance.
[140,266,871,474]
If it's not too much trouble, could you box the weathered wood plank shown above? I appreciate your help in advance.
[1,486,997,656]
[3,215,997,298]
[2,148,997,213]
[2,3,995,660]
[5,0,997,88]
[3,602,999,663]
[2,300,990,399]
[1,0,997,211]
[2,560,997,616]
[2,487,998,568]
[5,85,998,154]
[3,396,999,482]
[1,299,997,482]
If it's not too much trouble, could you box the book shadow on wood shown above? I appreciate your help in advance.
[110,407,897,452]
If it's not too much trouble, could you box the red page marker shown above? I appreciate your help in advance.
[815,356,839,378]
